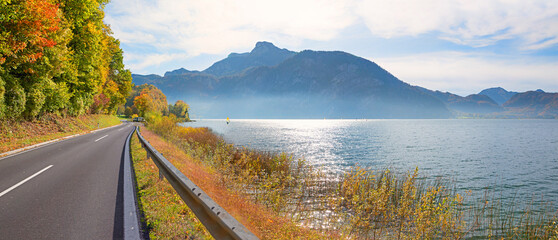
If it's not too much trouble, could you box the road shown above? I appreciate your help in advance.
[0,122,136,239]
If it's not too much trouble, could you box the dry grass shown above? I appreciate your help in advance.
[0,113,121,153]
[139,115,558,239]
[130,132,212,239]
[331,167,466,239]
[137,127,330,239]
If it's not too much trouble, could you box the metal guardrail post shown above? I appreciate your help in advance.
[135,127,259,240]
[141,139,162,180]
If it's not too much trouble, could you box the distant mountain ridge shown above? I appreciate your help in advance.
[164,68,198,77]
[203,41,296,77]
[501,91,558,118]
[478,87,518,105]
[417,87,502,114]
[132,42,557,119]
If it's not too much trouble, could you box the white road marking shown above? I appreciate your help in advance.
[118,127,124,131]
[94,135,109,142]
[0,165,53,198]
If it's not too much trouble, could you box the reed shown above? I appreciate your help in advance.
[146,115,558,239]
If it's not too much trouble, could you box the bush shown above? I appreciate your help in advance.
[0,73,5,119]
[4,78,26,119]
[23,86,46,119]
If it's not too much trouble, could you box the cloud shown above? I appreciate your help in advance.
[106,0,355,57]
[355,0,558,49]
[105,0,558,78]
[123,52,190,72]
[374,52,558,95]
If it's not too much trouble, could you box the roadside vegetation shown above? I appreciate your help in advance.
[0,113,121,153]
[130,131,212,239]
[1,0,132,121]
[136,113,558,239]
[131,124,329,239]
[120,83,190,121]
[1,0,133,154]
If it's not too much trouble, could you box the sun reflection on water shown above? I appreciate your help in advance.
[183,119,558,202]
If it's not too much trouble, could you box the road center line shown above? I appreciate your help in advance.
[0,165,53,198]
[94,135,109,142]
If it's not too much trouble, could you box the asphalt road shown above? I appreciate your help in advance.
[0,122,136,239]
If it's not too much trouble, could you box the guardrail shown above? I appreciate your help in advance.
[135,127,259,240]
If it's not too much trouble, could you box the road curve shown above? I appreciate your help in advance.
[0,122,136,239]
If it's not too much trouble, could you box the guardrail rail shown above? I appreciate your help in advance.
[135,127,259,240]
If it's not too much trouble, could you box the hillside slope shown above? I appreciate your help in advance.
[478,87,518,105]
[133,43,451,119]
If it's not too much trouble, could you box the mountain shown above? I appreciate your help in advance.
[133,70,217,99]
[501,91,558,118]
[202,41,296,77]
[164,68,199,77]
[215,50,451,118]
[417,87,502,114]
[132,42,556,119]
[133,42,451,119]
[478,87,518,105]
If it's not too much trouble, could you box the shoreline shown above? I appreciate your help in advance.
[148,116,558,238]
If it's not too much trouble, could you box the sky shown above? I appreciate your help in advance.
[104,0,558,96]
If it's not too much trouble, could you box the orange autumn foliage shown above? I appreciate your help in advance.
[1,0,61,66]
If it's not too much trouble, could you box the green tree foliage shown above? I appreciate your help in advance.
[169,100,189,120]
[0,0,132,119]
[123,106,133,118]
[124,83,190,122]
[132,84,167,117]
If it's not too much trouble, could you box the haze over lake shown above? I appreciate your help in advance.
[184,119,558,204]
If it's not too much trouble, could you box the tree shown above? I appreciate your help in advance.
[128,84,168,117]
[0,0,61,69]
[170,100,190,120]
[0,0,132,119]
[133,92,152,116]
[0,0,64,119]
[123,106,132,118]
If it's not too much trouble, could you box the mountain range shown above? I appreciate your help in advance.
[133,42,558,119]
[478,87,518,105]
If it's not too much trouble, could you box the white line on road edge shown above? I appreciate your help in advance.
[0,165,53,198]
[94,135,109,142]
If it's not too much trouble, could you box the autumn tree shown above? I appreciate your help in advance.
[0,0,63,118]
[133,92,152,116]
[169,100,190,120]
[0,0,132,119]
[131,84,168,117]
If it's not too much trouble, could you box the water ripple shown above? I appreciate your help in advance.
[184,119,558,205]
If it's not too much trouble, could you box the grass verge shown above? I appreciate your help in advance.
[133,126,330,239]
[0,113,122,153]
[137,115,558,239]
[130,130,212,239]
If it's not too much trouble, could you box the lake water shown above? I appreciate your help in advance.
[183,119,558,204]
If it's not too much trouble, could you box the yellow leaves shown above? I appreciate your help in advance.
[133,93,153,116]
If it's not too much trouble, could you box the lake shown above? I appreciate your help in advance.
[183,119,558,204]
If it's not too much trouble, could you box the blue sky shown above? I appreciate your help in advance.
[105,0,558,96]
